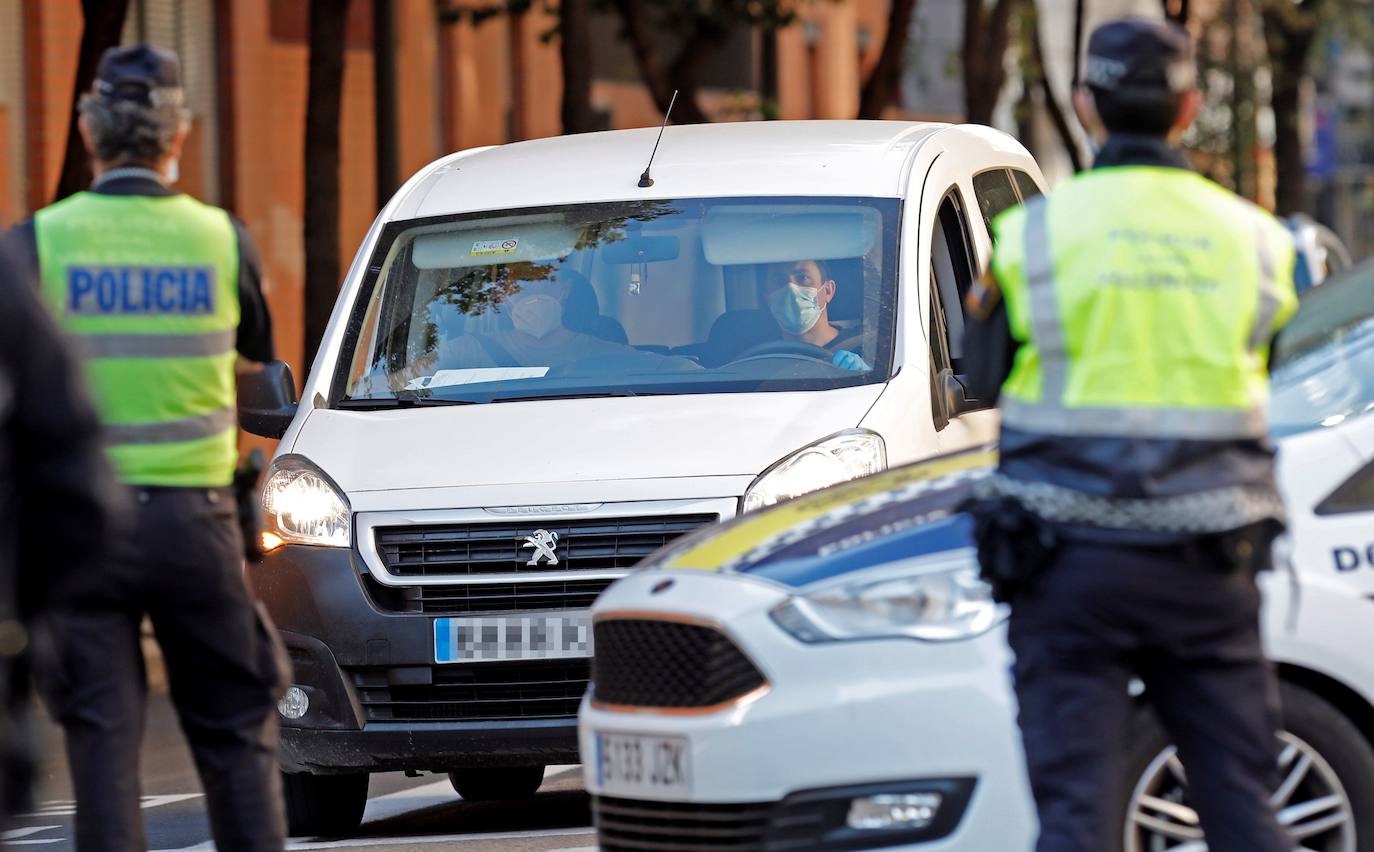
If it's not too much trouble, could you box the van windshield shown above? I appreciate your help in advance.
[338,197,899,405]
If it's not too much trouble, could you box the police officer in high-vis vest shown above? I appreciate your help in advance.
[8,46,285,850]
[963,19,1298,852]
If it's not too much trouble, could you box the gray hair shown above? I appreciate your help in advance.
[77,92,189,164]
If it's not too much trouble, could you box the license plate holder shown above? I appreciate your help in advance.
[433,611,592,663]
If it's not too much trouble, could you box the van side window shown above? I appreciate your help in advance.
[972,169,1021,232]
[1013,169,1042,201]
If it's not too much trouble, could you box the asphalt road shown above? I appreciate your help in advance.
[8,689,597,851]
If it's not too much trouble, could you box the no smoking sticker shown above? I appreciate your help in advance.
[470,238,519,256]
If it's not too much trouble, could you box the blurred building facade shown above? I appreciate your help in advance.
[0,0,953,373]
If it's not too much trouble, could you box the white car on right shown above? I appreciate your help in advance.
[579,257,1374,852]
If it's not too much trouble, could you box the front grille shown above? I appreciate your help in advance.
[350,659,589,722]
[364,576,614,614]
[595,795,772,852]
[592,619,767,709]
[374,515,717,578]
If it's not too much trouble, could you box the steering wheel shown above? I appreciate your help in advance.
[728,340,835,363]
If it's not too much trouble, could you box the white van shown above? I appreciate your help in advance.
[238,120,1045,836]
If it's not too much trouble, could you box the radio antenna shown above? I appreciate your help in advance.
[638,90,678,188]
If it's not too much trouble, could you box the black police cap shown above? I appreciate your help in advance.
[94,44,182,105]
[1085,18,1196,95]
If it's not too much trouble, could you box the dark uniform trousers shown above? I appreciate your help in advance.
[1007,539,1292,852]
[43,486,286,852]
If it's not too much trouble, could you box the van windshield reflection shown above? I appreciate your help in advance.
[339,197,899,404]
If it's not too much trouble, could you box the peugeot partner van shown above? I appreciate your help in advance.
[238,120,1045,835]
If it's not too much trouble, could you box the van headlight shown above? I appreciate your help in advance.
[742,429,886,513]
[770,555,1005,643]
[260,455,351,548]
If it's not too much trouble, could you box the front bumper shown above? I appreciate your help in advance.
[578,570,1037,849]
[249,545,582,773]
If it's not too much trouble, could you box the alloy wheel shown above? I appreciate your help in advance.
[1125,731,1355,851]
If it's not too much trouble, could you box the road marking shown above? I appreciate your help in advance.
[153,828,597,851]
[20,793,202,818]
[2,826,61,840]
[360,779,455,824]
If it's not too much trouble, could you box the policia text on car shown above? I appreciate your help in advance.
[3,46,288,851]
[962,19,1300,852]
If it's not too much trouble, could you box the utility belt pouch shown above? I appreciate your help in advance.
[1207,519,1285,576]
[962,496,1058,603]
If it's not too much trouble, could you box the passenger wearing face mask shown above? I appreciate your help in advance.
[406,266,686,377]
[766,259,872,371]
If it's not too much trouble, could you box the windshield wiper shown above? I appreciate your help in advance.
[336,397,477,410]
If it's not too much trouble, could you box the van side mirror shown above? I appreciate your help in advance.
[936,368,983,425]
[238,360,298,439]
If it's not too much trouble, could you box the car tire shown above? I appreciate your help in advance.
[448,766,545,801]
[283,771,369,837]
[1119,682,1374,852]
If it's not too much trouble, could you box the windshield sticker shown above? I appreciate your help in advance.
[660,447,997,573]
[470,238,520,257]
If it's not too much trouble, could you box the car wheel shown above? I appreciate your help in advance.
[1120,683,1374,851]
[283,771,369,837]
[448,766,545,801]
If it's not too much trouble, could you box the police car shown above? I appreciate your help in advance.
[578,259,1374,851]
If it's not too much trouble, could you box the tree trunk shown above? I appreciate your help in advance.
[1071,0,1085,88]
[1029,0,1083,172]
[54,0,132,202]
[374,0,399,206]
[858,0,920,119]
[560,0,596,133]
[1261,0,1323,215]
[608,0,711,124]
[962,0,1019,126]
[303,0,350,372]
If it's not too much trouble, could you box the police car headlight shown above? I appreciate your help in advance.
[261,455,351,548]
[770,554,1005,643]
[743,430,886,513]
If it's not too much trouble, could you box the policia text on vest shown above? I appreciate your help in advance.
[66,265,217,315]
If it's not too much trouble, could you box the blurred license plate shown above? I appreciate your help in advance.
[595,732,691,798]
[433,611,592,663]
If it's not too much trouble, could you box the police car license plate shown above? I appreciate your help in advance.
[433,611,592,663]
[594,732,691,798]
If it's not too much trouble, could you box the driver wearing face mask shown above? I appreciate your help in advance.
[767,259,871,371]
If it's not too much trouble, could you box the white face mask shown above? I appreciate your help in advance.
[164,158,180,185]
[510,295,563,339]
[769,283,823,335]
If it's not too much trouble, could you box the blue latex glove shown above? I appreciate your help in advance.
[831,349,871,372]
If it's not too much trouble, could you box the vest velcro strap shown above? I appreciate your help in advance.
[104,407,236,446]
[76,329,237,360]
[1000,396,1267,440]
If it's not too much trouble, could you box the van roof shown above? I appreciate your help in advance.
[399,120,952,220]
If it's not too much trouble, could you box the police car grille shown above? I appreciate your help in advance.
[374,515,717,578]
[594,795,772,852]
[592,619,766,709]
[363,576,614,614]
[350,659,589,722]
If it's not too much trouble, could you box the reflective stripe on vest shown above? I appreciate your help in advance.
[35,192,240,487]
[993,168,1298,441]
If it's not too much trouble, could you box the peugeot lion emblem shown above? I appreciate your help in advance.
[522,529,560,566]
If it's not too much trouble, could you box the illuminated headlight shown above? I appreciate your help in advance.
[742,429,885,513]
[261,455,351,548]
[770,554,1005,643]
